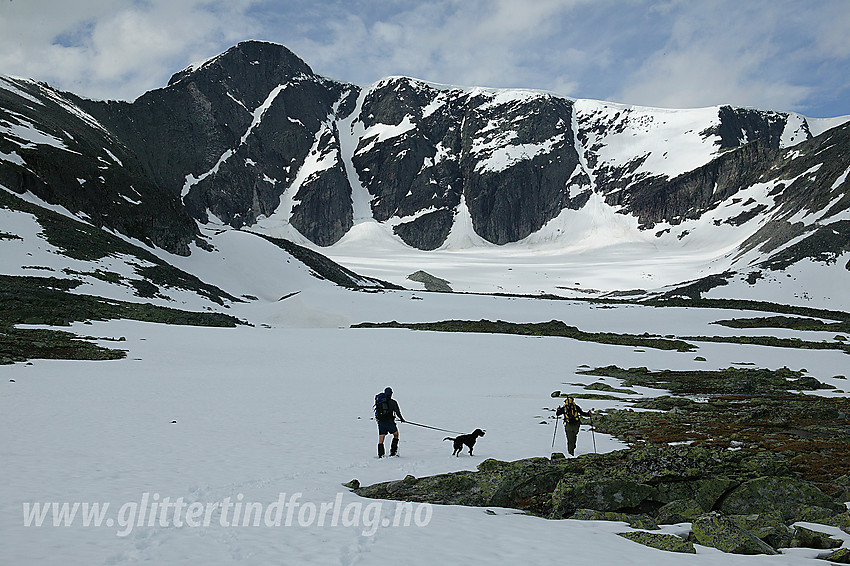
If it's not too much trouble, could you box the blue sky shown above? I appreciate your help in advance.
[1,0,848,117]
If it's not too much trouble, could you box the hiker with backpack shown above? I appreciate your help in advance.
[374,387,405,458]
[555,396,592,456]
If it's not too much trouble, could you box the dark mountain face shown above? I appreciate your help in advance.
[350,79,587,247]
[0,76,198,255]
[612,138,778,230]
[741,120,850,269]
[73,42,359,245]
[1,40,847,273]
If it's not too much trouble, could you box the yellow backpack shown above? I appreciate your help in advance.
[563,398,580,422]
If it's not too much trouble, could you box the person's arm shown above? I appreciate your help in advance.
[555,406,564,416]
[393,400,405,422]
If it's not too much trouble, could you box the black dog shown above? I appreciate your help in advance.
[444,429,485,456]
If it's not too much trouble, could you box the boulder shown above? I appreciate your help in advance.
[552,476,653,518]
[728,513,792,549]
[486,461,566,510]
[718,476,844,521]
[356,457,572,513]
[820,548,850,564]
[571,509,659,530]
[623,444,746,484]
[406,271,452,292]
[790,525,843,549]
[691,512,779,555]
[656,499,705,524]
[356,470,486,506]
[618,531,695,553]
[654,476,737,512]
[816,510,850,530]
[797,506,848,524]
[738,451,792,477]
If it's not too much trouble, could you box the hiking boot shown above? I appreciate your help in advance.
[390,438,399,456]
[378,443,385,458]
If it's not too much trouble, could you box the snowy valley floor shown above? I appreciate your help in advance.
[2,287,849,565]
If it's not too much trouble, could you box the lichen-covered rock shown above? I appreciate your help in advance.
[820,547,850,564]
[832,475,850,504]
[552,476,653,518]
[797,506,848,524]
[355,445,846,527]
[738,451,793,477]
[656,499,705,524]
[728,513,792,549]
[691,512,779,555]
[618,531,695,553]
[622,444,748,484]
[718,476,844,521]
[654,476,737,511]
[790,525,843,549]
[486,461,566,510]
[356,457,571,514]
[570,509,659,530]
[815,510,850,530]
[477,458,510,472]
[356,470,486,505]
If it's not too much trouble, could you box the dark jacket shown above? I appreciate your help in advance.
[379,398,404,422]
[556,400,590,424]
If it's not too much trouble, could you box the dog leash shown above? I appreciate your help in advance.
[403,421,466,435]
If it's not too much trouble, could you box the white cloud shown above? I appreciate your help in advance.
[0,0,258,100]
[0,0,847,117]
[287,0,594,92]
[615,1,846,113]
[620,46,814,111]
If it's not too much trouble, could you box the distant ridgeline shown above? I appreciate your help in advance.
[1,41,848,274]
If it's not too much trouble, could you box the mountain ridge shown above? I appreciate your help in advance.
[1,40,848,304]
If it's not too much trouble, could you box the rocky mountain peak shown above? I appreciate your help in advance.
[1,42,847,286]
[167,41,315,107]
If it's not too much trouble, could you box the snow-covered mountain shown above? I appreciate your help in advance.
[4,42,850,566]
[1,40,848,303]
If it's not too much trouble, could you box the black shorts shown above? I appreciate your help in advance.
[377,420,398,435]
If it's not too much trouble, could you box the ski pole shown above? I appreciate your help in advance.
[551,414,560,448]
[589,412,597,454]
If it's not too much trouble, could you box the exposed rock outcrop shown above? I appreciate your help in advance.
[406,271,452,292]
[352,444,848,556]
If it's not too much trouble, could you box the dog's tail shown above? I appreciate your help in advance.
[443,437,454,441]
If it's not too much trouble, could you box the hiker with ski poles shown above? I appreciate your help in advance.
[554,396,593,456]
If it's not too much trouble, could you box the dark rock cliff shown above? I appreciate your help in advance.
[75,41,358,243]
[3,41,845,263]
[0,77,197,254]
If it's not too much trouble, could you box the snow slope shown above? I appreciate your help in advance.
[2,223,849,565]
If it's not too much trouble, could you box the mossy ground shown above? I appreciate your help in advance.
[0,274,243,364]
[1,190,248,364]
[354,316,850,354]
[354,319,697,351]
[712,315,850,333]
[582,366,850,493]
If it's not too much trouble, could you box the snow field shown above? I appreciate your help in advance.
[3,289,848,565]
[2,191,849,564]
